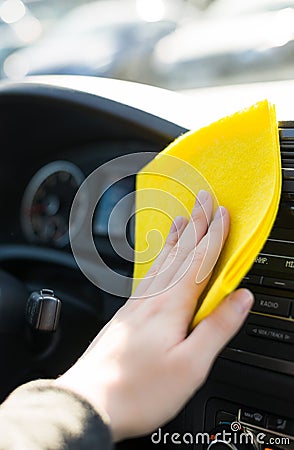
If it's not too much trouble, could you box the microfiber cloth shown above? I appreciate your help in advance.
[133,100,281,327]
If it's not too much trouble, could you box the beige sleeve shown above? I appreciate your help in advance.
[0,379,113,450]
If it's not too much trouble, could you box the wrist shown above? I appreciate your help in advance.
[53,376,113,436]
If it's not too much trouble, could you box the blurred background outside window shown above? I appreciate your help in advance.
[1,0,294,91]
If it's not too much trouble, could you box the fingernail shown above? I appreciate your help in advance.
[214,206,226,219]
[196,189,209,206]
[230,289,254,314]
[169,216,186,234]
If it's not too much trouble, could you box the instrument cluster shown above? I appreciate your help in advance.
[21,160,86,248]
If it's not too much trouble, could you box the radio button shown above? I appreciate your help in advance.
[252,294,291,317]
[241,275,262,286]
[263,277,294,291]
[252,254,294,276]
[246,324,294,344]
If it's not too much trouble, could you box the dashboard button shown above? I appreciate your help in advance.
[263,277,294,291]
[267,415,294,436]
[252,294,291,317]
[216,410,237,426]
[241,275,262,286]
[246,325,294,344]
[240,407,267,427]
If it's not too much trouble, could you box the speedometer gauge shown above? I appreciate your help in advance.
[21,161,85,247]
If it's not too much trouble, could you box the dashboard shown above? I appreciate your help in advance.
[0,76,293,450]
[3,141,144,248]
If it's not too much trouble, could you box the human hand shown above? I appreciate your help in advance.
[54,190,254,441]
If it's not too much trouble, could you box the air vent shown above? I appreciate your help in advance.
[279,128,294,175]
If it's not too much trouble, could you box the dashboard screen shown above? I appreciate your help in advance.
[93,176,135,237]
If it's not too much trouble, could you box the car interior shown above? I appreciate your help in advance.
[1,2,294,450]
[0,74,293,449]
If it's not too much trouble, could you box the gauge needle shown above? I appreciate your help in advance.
[27,204,46,215]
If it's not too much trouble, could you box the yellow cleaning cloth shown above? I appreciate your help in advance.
[133,100,281,327]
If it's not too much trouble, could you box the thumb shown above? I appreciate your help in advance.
[174,289,254,382]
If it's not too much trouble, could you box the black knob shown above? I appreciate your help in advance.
[26,289,61,332]
[207,424,257,450]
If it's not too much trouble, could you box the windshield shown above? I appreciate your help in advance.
[1,0,294,91]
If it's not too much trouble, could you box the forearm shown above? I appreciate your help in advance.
[0,379,113,450]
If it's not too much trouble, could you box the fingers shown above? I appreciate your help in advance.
[177,190,213,255]
[194,206,229,284]
[173,289,254,385]
[133,215,188,298]
[166,206,230,319]
[141,191,213,298]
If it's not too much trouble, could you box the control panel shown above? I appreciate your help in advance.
[223,125,294,372]
[205,398,294,450]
